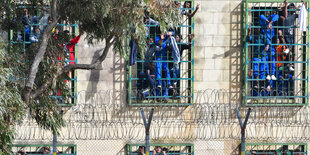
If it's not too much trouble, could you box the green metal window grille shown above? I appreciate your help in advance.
[245,143,307,154]
[242,0,310,106]
[127,0,195,106]
[126,143,194,155]
[10,144,77,155]
[8,4,78,106]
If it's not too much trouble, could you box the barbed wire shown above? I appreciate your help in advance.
[14,89,310,141]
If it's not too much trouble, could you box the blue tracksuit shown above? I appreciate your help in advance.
[248,34,269,79]
[155,36,171,87]
[260,14,279,44]
[267,46,276,76]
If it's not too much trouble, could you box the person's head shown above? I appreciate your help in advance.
[149,37,154,44]
[55,25,62,34]
[23,9,29,15]
[17,150,27,155]
[155,146,162,153]
[160,33,165,40]
[138,146,145,153]
[265,11,271,16]
[288,3,296,14]
[63,30,72,42]
[176,35,180,42]
[183,1,191,8]
[43,147,50,154]
[33,26,40,34]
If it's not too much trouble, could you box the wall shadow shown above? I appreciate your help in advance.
[85,48,103,102]
[228,3,243,107]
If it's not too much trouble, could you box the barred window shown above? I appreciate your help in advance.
[9,4,78,106]
[11,144,77,155]
[245,143,307,154]
[127,0,195,106]
[243,0,309,106]
[126,143,194,155]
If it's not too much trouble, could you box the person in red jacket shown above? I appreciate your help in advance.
[63,30,82,64]
[53,26,83,99]
[53,26,83,65]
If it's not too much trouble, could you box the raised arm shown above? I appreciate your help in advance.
[70,35,81,45]
[187,4,200,18]
[260,14,269,22]
[284,0,288,18]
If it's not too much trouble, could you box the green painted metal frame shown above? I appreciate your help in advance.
[126,143,194,155]
[127,0,195,107]
[8,4,78,107]
[242,0,310,106]
[10,144,77,155]
[245,143,307,154]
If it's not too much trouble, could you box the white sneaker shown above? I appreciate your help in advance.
[284,49,290,54]
[289,66,295,71]
[173,82,177,86]
[266,75,271,80]
[271,75,277,80]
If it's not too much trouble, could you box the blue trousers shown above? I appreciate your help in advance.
[138,71,155,90]
[171,63,180,85]
[253,55,276,79]
[156,57,171,86]
[156,80,168,99]
[268,55,276,76]
[253,57,267,79]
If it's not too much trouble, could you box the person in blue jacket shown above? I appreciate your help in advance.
[155,33,172,90]
[260,11,279,45]
[248,28,269,85]
[260,11,279,81]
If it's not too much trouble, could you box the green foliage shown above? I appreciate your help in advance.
[58,0,180,55]
[0,42,25,154]
[30,97,65,134]
[0,0,180,153]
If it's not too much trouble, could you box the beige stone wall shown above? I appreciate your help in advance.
[194,0,242,92]
[13,0,310,154]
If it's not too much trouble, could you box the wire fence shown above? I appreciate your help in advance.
[14,89,310,142]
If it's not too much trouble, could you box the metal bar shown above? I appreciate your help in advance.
[140,108,147,128]
[243,108,251,129]
[235,108,244,127]
[140,108,154,155]
[147,108,154,129]
[236,108,251,155]
[246,0,306,2]
[52,131,57,155]
[247,96,307,98]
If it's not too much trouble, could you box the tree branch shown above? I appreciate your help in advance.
[51,0,57,22]
[23,0,59,105]
[31,38,114,99]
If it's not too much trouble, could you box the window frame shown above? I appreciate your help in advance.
[242,0,310,106]
[8,4,78,106]
[245,142,307,154]
[126,143,194,155]
[10,144,77,155]
[126,0,195,107]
